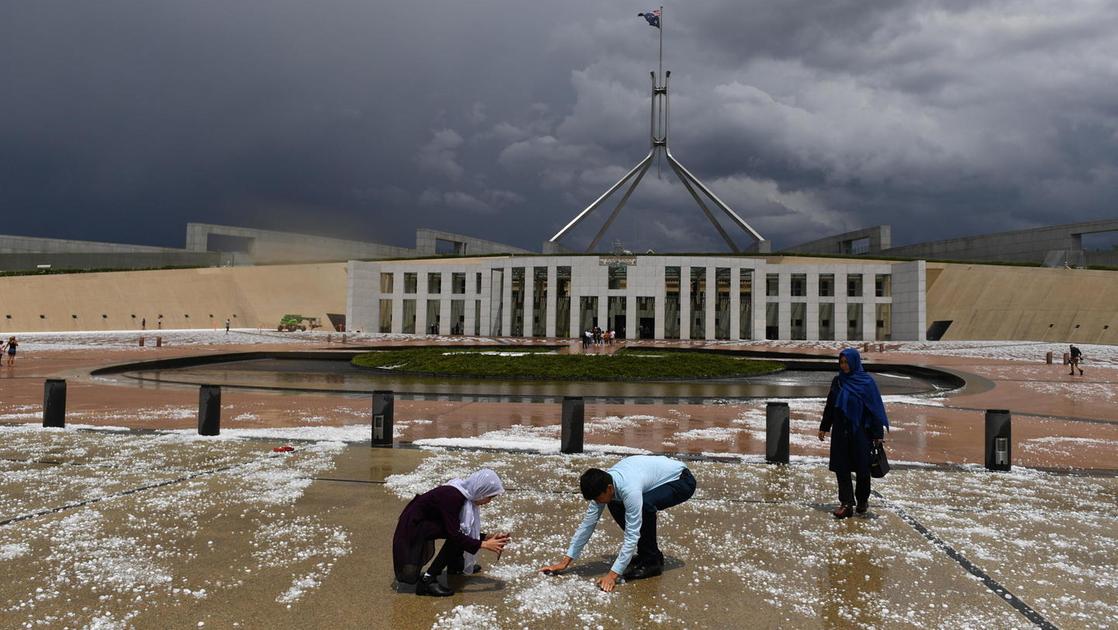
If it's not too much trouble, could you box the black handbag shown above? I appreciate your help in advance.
[870,441,890,478]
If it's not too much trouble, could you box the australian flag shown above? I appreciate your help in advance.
[638,9,661,28]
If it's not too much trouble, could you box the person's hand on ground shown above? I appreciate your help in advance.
[596,572,619,592]
[539,557,572,575]
[818,430,828,441]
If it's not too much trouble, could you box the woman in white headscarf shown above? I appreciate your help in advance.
[392,468,510,596]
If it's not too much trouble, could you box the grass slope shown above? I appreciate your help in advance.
[351,347,783,381]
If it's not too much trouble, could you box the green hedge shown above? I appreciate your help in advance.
[351,347,783,381]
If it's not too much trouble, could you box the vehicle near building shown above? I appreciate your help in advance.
[277,314,321,332]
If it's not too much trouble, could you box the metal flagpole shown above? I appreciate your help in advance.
[546,6,766,253]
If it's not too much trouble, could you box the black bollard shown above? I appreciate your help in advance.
[139,336,145,347]
[198,385,221,436]
[765,402,790,464]
[43,379,67,428]
[984,409,1012,471]
[1045,351,1053,365]
[560,396,584,454]
[372,390,394,447]
[156,336,163,348]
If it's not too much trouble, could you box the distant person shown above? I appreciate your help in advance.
[392,468,509,597]
[5,337,18,367]
[818,348,888,519]
[540,455,697,592]
[225,318,231,334]
[1069,344,1084,376]
[141,317,146,331]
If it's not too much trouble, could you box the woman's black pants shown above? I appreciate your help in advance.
[836,471,870,507]
[426,539,463,576]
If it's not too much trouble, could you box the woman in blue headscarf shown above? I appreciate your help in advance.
[817,348,889,519]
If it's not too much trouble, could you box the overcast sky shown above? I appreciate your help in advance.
[2,1,1117,252]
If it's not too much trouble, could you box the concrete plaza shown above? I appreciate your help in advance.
[0,331,1114,628]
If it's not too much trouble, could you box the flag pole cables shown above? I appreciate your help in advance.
[548,6,766,253]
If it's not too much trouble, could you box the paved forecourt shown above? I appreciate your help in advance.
[0,431,1114,629]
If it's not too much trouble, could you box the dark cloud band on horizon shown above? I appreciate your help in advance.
[1,1,1116,252]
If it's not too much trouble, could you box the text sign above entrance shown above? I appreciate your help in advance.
[598,255,637,266]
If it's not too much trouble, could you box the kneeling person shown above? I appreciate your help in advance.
[540,455,696,592]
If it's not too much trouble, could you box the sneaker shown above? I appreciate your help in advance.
[416,574,453,597]
[625,562,663,580]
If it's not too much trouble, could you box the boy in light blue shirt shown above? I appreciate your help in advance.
[539,455,697,592]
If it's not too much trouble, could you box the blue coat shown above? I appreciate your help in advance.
[820,376,885,475]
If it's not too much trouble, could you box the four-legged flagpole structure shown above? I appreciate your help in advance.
[548,6,767,253]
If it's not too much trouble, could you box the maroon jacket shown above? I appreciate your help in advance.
[392,485,482,583]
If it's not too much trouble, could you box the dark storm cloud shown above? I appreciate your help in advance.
[1,1,1116,252]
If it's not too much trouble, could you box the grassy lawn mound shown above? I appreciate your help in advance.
[351,347,783,381]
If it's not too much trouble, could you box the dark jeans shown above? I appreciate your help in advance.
[836,471,870,508]
[607,468,696,567]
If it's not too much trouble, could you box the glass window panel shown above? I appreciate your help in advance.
[766,273,779,297]
[847,303,863,341]
[790,302,806,340]
[608,265,627,290]
[404,273,418,294]
[690,267,706,339]
[818,303,834,340]
[402,299,416,334]
[427,272,442,294]
[452,273,466,294]
[739,269,753,339]
[818,274,834,297]
[790,274,806,297]
[380,273,394,293]
[379,299,393,333]
[847,274,863,298]
[875,274,892,298]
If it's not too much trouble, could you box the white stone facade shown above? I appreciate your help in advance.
[346,256,927,341]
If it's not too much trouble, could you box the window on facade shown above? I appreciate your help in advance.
[511,267,525,336]
[766,273,779,297]
[690,267,706,339]
[475,272,482,294]
[556,267,571,338]
[533,267,547,337]
[790,302,806,340]
[427,272,442,294]
[664,267,681,340]
[452,272,466,294]
[473,300,481,336]
[608,265,627,290]
[818,303,834,340]
[715,268,731,340]
[380,273,394,293]
[819,274,834,297]
[765,303,779,339]
[379,299,392,333]
[636,296,655,339]
[739,269,753,340]
[450,300,465,335]
[847,274,863,298]
[426,300,441,334]
[875,274,892,298]
[580,296,598,333]
[790,274,806,297]
[402,299,416,334]
[404,272,417,294]
[608,296,626,339]
[876,303,892,341]
[847,303,863,341]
